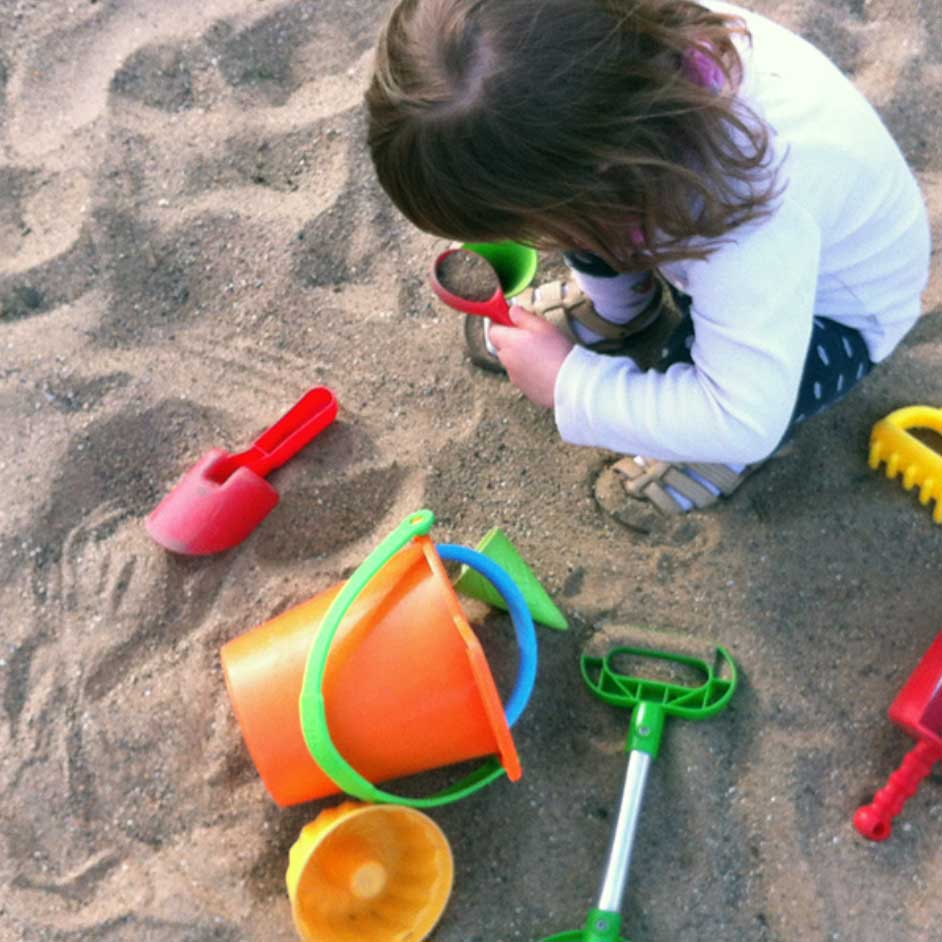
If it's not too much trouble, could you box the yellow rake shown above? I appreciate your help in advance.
[869,406,942,524]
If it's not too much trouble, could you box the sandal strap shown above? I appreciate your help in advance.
[614,458,684,514]
[515,279,660,340]
[612,456,755,512]
[612,457,716,513]
[514,278,670,352]
[684,462,747,496]
[660,466,720,508]
[513,280,585,316]
[565,281,666,344]
[607,446,776,516]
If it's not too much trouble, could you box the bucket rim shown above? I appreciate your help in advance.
[421,538,523,782]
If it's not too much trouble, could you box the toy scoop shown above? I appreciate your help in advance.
[854,632,942,841]
[146,386,338,555]
[430,241,539,327]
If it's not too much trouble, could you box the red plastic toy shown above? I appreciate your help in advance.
[146,386,338,555]
[430,247,515,326]
[854,633,942,841]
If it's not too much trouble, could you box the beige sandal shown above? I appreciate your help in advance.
[519,276,688,370]
[594,443,795,531]
[609,456,752,514]
[465,280,598,373]
[466,275,685,372]
[513,280,669,351]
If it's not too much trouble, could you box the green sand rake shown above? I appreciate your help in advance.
[542,643,738,942]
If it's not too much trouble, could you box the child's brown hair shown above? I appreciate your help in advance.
[366,0,780,271]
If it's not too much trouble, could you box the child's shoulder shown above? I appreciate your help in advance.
[712,2,904,176]
[705,1,847,79]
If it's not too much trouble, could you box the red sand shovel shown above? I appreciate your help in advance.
[146,386,338,555]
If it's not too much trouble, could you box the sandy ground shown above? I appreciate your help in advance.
[1,1,941,940]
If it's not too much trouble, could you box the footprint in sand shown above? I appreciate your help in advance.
[0,3,274,326]
[3,0,291,160]
[0,0,376,329]
[73,5,400,370]
[8,399,233,717]
[110,43,198,114]
[1,402,239,923]
[0,166,97,323]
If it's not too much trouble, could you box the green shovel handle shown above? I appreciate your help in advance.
[297,509,506,808]
[541,909,627,942]
[581,645,738,721]
[579,909,626,942]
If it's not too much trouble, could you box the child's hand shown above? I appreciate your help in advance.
[488,306,574,409]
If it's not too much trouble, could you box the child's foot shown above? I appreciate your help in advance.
[594,456,761,532]
[463,278,679,373]
[464,312,507,373]
[463,279,588,373]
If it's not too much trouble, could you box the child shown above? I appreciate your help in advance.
[366,0,931,520]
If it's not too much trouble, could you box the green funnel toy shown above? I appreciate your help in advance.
[541,643,738,942]
[453,528,568,631]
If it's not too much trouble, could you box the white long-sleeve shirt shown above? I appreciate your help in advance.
[554,2,931,464]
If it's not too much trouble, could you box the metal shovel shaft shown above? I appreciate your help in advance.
[591,698,666,934]
[540,645,738,942]
[597,749,651,914]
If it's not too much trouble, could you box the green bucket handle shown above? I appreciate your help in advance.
[297,509,507,808]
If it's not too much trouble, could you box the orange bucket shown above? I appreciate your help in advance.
[221,533,522,807]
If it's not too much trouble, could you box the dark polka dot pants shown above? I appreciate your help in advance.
[562,251,875,447]
[656,308,874,442]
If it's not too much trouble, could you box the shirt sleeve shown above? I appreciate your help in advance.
[553,196,821,464]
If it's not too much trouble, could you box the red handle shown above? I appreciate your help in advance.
[854,739,942,841]
[235,387,339,477]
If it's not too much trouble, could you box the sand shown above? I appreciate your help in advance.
[436,251,502,303]
[1,1,940,940]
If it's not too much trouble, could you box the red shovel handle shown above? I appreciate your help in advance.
[236,387,339,478]
[854,739,942,841]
